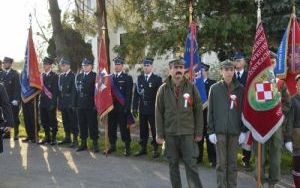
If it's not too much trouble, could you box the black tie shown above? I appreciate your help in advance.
[237,72,241,81]
[145,75,148,82]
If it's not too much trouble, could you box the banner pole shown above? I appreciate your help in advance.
[257,143,262,188]
[34,97,38,143]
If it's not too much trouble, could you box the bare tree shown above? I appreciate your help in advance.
[48,0,68,60]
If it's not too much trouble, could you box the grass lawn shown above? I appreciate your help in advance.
[14,111,293,175]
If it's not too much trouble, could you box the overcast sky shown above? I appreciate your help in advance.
[0,0,72,62]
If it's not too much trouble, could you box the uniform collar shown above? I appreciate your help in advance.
[235,69,244,77]
[65,69,71,75]
[44,69,52,76]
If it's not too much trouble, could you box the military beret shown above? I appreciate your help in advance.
[233,51,245,60]
[43,57,54,65]
[113,56,125,65]
[169,58,185,67]
[220,59,235,68]
[295,74,300,82]
[59,58,70,65]
[143,57,154,65]
[269,51,277,59]
[81,58,93,65]
[201,63,210,71]
[3,57,13,64]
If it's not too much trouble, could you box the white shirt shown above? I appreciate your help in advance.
[144,72,152,81]
[235,69,245,78]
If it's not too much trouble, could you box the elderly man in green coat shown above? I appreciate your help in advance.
[156,58,204,188]
[208,59,246,188]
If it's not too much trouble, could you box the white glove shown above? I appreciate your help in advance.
[285,142,293,153]
[209,134,217,144]
[238,132,247,145]
[11,100,18,106]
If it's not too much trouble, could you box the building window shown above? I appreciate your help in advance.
[87,0,92,9]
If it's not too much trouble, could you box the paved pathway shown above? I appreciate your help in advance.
[0,139,267,188]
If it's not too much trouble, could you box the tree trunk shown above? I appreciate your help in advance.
[48,0,68,61]
[96,0,111,72]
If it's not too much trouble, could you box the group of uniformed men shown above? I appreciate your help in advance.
[0,50,299,188]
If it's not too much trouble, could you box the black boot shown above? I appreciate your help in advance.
[104,144,116,155]
[92,139,99,153]
[58,132,71,145]
[38,131,51,145]
[76,139,87,152]
[70,134,78,148]
[124,142,131,157]
[3,131,10,139]
[14,127,19,140]
[152,144,159,158]
[134,142,147,157]
[50,132,57,145]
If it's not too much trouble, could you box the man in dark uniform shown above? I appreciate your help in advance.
[0,57,21,140]
[107,57,133,156]
[0,83,14,153]
[75,58,99,153]
[21,97,39,143]
[38,57,58,145]
[58,58,78,147]
[232,51,251,169]
[133,57,162,158]
[197,63,217,167]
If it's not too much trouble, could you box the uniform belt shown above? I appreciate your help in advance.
[143,101,152,105]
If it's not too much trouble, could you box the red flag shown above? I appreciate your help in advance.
[286,16,300,95]
[28,27,42,89]
[95,33,113,119]
[242,23,284,143]
[21,26,42,103]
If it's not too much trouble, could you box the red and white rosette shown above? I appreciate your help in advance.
[230,94,237,110]
[183,93,191,108]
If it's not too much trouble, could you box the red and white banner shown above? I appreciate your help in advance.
[242,22,284,143]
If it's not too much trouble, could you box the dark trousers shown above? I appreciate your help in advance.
[40,107,58,133]
[22,100,39,139]
[11,105,20,136]
[139,113,156,145]
[61,108,78,135]
[242,149,251,164]
[198,126,216,164]
[108,110,131,145]
[78,108,98,140]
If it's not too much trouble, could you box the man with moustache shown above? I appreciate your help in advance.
[156,58,204,188]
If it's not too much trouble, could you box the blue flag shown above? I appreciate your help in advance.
[184,22,207,105]
[275,27,288,77]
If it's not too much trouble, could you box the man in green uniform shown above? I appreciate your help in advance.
[207,59,246,188]
[156,58,203,188]
[253,52,291,188]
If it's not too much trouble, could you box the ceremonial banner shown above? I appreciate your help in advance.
[95,33,113,119]
[184,22,207,104]
[242,23,284,143]
[276,15,300,95]
[21,27,42,103]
